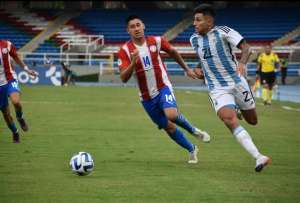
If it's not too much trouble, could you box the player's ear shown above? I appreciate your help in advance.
[205,15,213,25]
[142,23,145,30]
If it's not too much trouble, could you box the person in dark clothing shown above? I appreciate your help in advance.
[61,62,75,86]
[280,57,288,85]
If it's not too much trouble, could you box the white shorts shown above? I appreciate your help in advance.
[208,77,255,113]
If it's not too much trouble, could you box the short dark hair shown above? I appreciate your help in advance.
[194,4,216,18]
[126,15,142,25]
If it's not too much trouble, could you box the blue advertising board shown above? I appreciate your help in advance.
[15,65,62,86]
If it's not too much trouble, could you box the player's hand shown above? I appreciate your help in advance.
[194,68,204,79]
[186,68,197,79]
[27,69,39,78]
[237,62,246,76]
[130,49,139,65]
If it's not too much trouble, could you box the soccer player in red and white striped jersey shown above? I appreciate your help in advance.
[0,40,37,142]
[118,15,211,164]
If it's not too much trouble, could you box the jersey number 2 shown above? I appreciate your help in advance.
[242,91,252,102]
[202,47,212,59]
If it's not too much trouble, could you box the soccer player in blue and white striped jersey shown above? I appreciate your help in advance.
[190,4,271,172]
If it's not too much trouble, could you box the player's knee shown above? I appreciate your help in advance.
[164,122,176,134]
[221,115,237,129]
[165,112,178,122]
[10,97,20,106]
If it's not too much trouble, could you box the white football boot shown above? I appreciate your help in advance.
[255,155,272,172]
[188,145,199,164]
[193,128,211,143]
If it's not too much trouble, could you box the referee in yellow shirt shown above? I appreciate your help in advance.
[257,45,280,105]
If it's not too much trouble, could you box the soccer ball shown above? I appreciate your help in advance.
[69,152,94,176]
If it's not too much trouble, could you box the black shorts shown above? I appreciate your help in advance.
[260,72,276,85]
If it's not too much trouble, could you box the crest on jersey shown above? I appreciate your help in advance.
[117,59,122,66]
[149,45,156,53]
[2,48,8,54]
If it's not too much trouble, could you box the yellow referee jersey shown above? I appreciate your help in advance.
[257,52,280,73]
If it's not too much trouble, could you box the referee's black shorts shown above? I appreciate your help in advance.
[260,71,276,85]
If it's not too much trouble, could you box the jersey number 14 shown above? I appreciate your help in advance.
[142,56,151,70]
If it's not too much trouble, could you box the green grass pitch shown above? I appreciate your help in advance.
[0,86,299,202]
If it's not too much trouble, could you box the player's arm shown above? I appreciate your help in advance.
[194,63,204,79]
[164,46,196,79]
[237,39,251,76]
[119,49,139,83]
[10,45,38,77]
[224,27,250,77]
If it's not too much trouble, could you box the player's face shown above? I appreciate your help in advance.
[127,18,145,39]
[265,46,272,55]
[193,13,211,35]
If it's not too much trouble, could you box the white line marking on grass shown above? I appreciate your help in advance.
[281,106,300,112]
[22,101,125,106]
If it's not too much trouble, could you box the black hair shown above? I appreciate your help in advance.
[126,15,142,25]
[193,4,216,18]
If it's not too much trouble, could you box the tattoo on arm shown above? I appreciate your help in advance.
[238,40,251,64]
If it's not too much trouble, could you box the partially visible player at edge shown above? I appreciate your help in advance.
[190,4,271,172]
[0,40,38,142]
[118,15,210,164]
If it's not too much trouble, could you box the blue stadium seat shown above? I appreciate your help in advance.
[0,21,33,49]
[73,9,187,43]
[176,7,300,42]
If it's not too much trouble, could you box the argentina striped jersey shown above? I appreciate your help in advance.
[190,26,243,90]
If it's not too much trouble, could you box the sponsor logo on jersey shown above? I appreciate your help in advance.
[2,48,8,54]
[149,45,156,53]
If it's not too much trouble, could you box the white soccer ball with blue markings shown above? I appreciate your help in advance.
[70,152,94,176]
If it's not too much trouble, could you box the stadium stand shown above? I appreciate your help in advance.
[175,7,300,44]
[0,4,299,81]
[0,8,62,52]
[73,9,188,43]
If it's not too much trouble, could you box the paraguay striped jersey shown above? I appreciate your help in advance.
[190,26,244,91]
[118,36,172,101]
[0,40,18,86]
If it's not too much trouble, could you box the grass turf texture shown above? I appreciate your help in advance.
[0,86,299,202]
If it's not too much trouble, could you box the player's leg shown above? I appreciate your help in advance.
[235,77,258,125]
[7,80,28,131]
[160,86,210,142]
[217,106,271,172]
[142,97,197,163]
[163,121,194,153]
[267,74,275,105]
[260,73,269,105]
[164,121,199,164]
[240,109,257,125]
[212,88,271,172]
[1,107,20,143]
[0,85,20,143]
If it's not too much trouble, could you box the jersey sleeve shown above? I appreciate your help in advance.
[160,37,172,52]
[117,48,131,71]
[274,53,280,63]
[222,27,244,48]
[190,35,198,51]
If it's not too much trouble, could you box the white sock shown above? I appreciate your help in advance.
[233,126,261,159]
